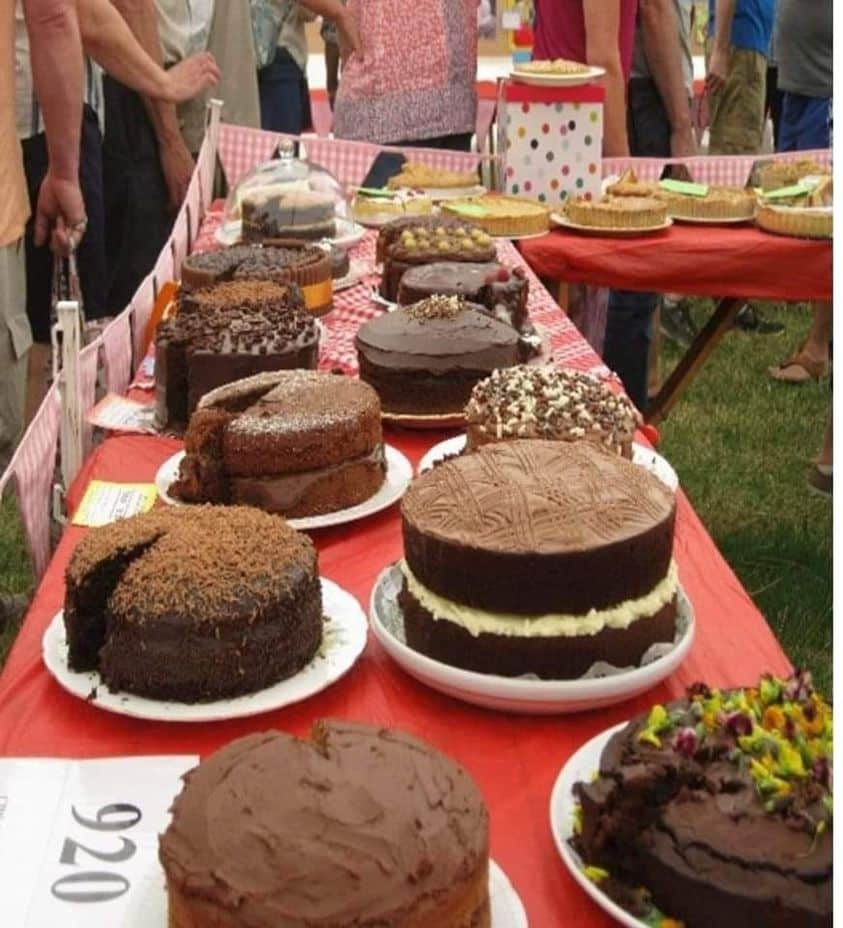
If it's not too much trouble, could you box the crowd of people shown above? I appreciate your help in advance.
[0,0,833,487]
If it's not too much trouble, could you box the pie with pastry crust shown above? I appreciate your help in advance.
[387,162,479,190]
[441,194,550,237]
[565,195,667,230]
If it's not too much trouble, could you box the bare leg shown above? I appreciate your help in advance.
[804,301,833,365]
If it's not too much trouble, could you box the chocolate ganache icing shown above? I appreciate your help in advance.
[159,722,489,926]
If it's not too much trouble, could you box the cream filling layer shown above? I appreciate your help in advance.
[399,559,678,639]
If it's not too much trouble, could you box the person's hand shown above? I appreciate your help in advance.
[670,123,697,158]
[336,7,361,64]
[161,52,221,104]
[705,45,730,95]
[34,170,86,255]
[158,133,194,212]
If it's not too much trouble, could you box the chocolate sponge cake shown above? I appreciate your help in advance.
[241,188,336,240]
[573,674,832,928]
[172,370,386,518]
[159,721,490,927]
[399,440,677,678]
[63,506,322,702]
[154,279,318,429]
[356,296,523,416]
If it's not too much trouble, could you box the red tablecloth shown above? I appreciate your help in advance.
[0,427,791,925]
[520,223,832,302]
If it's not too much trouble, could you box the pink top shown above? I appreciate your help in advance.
[533,0,639,82]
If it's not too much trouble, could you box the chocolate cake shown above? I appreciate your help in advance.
[375,214,467,263]
[399,439,677,678]
[241,187,336,240]
[63,506,322,702]
[172,370,386,518]
[154,279,318,429]
[159,721,490,927]
[573,674,832,928]
[465,365,638,456]
[397,261,530,332]
[355,296,524,416]
[180,245,256,289]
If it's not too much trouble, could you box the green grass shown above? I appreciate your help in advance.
[659,300,832,692]
[0,302,832,694]
[0,493,36,660]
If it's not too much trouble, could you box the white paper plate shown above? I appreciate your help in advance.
[549,722,651,928]
[369,566,694,714]
[42,578,367,722]
[124,856,525,927]
[418,437,678,490]
[551,213,673,236]
[155,444,412,530]
[510,66,606,87]
[215,217,367,249]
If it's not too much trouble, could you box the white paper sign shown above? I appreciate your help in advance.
[86,394,157,435]
[0,756,197,927]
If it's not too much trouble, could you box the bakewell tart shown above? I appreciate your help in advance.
[356,296,524,416]
[441,194,550,237]
[380,222,496,301]
[658,184,756,221]
[241,187,336,241]
[63,505,322,701]
[387,160,479,190]
[154,279,318,429]
[465,365,638,457]
[566,195,667,230]
[351,188,433,226]
[159,721,491,928]
[171,370,386,517]
[398,439,677,679]
[397,261,530,333]
[572,673,832,928]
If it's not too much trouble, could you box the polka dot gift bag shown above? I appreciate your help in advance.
[500,82,604,207]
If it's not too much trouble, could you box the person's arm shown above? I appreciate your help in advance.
[583,0,629,157]
[299,0,360,60]
[23,0,85,252]
[110,0,194,210]
[706,0,736,94]
[639,0,696,156]
[79,0,220,103]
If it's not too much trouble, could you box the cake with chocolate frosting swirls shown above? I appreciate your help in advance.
[398,439,677,678]
[172,370,386,518]
[159,721,491,927]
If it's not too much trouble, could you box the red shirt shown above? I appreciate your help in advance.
[533,0,639,82]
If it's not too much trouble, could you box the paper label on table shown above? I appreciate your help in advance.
[86,394,157,434]
[0,756,196,928]
[72,480,157,527]
[356,187,394,199]
[129,353,155,391]
[659,178,709,197]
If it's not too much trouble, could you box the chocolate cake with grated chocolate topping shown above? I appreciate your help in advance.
[572,674,832,928]
[172,370,386,517]
[398,439,677,678]
[154,279,318,429]
[356,296,524,416]
[159,721,490,927]
[465,365,638,456]
[63,506,323,702]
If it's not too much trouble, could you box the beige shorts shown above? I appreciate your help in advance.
[0,239,30,469]
[707,45,767,155]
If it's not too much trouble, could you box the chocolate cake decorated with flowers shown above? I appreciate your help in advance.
[572,673,832,928]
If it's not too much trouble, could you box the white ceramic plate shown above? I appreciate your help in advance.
[551,213,673,236]
[42,578,367,722]
[155,444,412,530]
[549,722,650,928]
[510,66,606,87]
[369,566,694,714]
[124,856,525,927]
[418,437,678,490]
[215,217,367,248]
[670,214,755,225]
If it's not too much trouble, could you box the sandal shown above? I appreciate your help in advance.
[807,464,832,497]
[767,349,829,384]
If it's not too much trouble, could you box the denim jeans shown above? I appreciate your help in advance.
[604,290,657,411]
[258,47,312,134]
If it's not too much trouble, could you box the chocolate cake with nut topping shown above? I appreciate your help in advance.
[63,506,322,702]
[172,370,386,517]
[159,721,490,927]
[355,296,523,416]
[573,674,832,928]
[154,279,318,429]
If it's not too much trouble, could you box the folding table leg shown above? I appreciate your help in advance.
[645,297,744,426]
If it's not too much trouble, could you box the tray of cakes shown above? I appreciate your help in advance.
[510,57,606,87]
[550,672,832,928]
[43,506,368,721]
